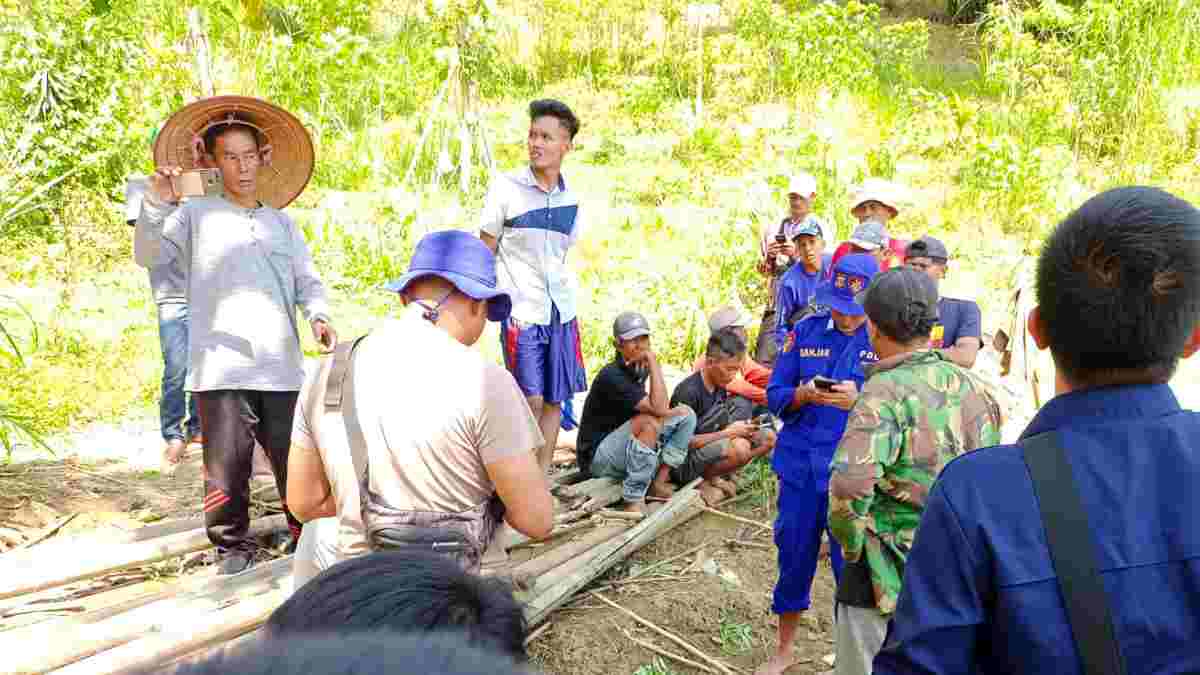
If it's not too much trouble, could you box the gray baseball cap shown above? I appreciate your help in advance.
[905,236,950,262]
[613,311,652,341]
[848,220,889,251]
[708,306,749,333]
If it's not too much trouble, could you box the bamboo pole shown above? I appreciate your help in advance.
[2,558,291,674]
[511,524,629,582]
[0,515,287,600]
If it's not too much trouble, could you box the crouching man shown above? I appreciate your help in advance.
[287,231,553,588]
[671,328,776,505]
[827,267,1003,675]
[576,312,697,513]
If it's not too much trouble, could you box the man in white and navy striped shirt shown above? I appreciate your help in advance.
[479,99,588,474]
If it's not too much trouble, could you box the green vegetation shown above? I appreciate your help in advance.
[632,657,678,675]
[2,0,1199,447]
[717,610,755,655]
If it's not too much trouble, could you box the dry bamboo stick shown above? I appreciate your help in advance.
[621,628,715,674]
[597,509,645,522]
[725,539,773,551]
[506,518,595,551]
[523,621,552,647]
[15,513,78,551]
[591,592,736,675]
[0,515,287,600]
[512,524,628,581]
[700,506,770,531]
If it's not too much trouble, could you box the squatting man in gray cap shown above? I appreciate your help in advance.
[574,312,698,513]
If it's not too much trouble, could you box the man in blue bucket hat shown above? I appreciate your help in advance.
[288,230,554,587]
[759,253,881,675]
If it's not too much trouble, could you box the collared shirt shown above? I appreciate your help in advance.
[875,384,1200,675]
[773,254,833,346]
[134,196,331,392]
[766,313,877,489]
[479,166,584,325]
[931,297,982,350]
[827,350,1003,615]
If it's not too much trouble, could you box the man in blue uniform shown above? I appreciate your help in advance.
[874,186,1200,675]
[758,254,880,675]
[904,235,983,368]
[773,219,833,349]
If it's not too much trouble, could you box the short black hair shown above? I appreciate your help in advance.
[529,99,579,140]
[165,632,524,675]
[867,306,936,345]
[264,550,527,660]
[706,328,747,361]
[1037,186,1200,387]
[202,120,262,155]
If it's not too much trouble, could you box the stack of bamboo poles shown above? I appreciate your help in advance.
[0,474,704,674]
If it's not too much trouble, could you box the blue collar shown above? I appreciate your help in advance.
[1020,383,1182,439]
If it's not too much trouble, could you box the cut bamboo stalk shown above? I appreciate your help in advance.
[524,479,704,627]
[558,477,620,499]
[15,514,78,551]
[505,519,596,551]
[512,524,628,582]
[700,506,770,531]
[2,558,291,673]
[0,515,287,601]
[591,592,735,675]
[597,509,645,522]
[51,584,290,675]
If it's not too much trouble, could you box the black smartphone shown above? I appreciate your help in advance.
[775,233,787,244]
[812,376,838,391]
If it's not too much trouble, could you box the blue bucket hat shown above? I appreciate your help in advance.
[383,230,512,322]
[816,253,880,317]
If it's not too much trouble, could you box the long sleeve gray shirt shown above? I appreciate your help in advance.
[134,195,331,392]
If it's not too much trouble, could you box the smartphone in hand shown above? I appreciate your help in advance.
[171,169,224,199]
[812,375,838,392]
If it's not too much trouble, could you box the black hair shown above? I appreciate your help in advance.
[706,327,747,361]
[264,550,527,660]
[868,306,936,345]
[165,632,525,675]
[1036,186,1200,387]
[529,99,579,140]
[202,120,262,156]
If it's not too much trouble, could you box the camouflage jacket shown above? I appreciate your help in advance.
[828,349,1003,614]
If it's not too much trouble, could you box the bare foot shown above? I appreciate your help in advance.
[755,652,803,675]
[647,481,676,500]
[621,500,646,514]
[699,482,725,506]
[711,476,738,499]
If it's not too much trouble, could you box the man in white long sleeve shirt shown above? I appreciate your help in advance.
[135,105,336,575]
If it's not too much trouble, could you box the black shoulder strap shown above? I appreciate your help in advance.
[1021,432,1126,675]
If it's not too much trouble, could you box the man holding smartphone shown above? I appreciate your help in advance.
[759,254,880,675]
[134,97,335,575]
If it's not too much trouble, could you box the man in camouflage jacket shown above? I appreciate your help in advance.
[827,267,1003,675]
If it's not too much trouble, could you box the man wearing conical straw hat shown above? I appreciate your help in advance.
[133,96,336,575]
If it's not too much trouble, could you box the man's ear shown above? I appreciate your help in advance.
[1027,306,1051,351]
[1181,324,1200,359]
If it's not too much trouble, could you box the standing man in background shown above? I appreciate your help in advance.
[125,175,200,470]
[773,218,832,350]
[135,98,335,575]
[480,99,588,474]
[904,236,984,369]
[755,173,823,367]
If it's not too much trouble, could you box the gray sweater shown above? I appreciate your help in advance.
[134,195,331,392]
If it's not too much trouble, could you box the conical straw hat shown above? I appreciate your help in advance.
[153,96,314,209]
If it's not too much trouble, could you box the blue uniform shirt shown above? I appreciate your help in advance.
[875,384,1200,675]
[931,296,982,350]
[766,313,877,490]
[773,254,833,347]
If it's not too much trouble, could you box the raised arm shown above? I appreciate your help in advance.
[633,351,672,417]
[133,167,188,268]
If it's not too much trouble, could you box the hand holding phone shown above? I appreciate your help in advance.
[812,375,838,392]
[171,168,224,199]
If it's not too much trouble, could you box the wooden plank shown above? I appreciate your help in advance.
[0,516,287,601]
[511,524,629,582]
[1,559,291,674]
[523,479,704,626]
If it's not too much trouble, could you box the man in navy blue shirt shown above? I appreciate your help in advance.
[904,236,983,368]
[875,186,1200,675]
[773,219,833,349]
[759,254,880,675]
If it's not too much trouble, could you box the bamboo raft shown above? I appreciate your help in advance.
[0,471,706,674]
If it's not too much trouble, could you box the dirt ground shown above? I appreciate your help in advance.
[529,490,838,675]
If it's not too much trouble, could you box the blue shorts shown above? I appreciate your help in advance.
[772,472,845,614]
[500,304,588,405]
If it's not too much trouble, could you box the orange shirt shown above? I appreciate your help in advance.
[691,354,771,406]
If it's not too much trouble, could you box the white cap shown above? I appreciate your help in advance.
[787,173,817,198]
[849,178,901,215]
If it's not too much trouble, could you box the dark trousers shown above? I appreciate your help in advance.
[195,390,301,553]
